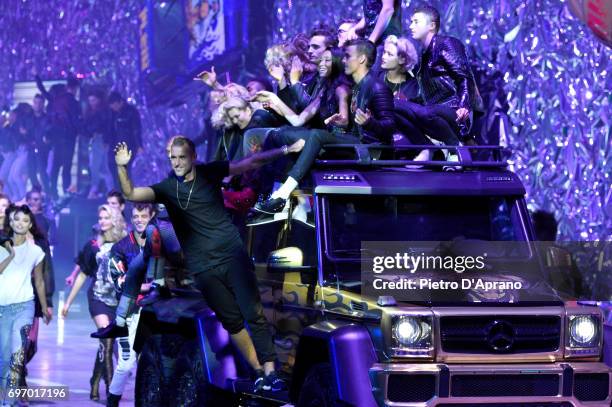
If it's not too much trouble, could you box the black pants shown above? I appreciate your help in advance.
[49,128,76,197]
[395,100,463,146]
[194,251,276,364]
[265,127,361,182]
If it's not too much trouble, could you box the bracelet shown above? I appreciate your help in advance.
[281,145,289,155]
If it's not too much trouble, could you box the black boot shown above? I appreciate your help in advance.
[90,344,104,401]
[91,321,129,339]
[101,338,114,398]
[106,392,122,407]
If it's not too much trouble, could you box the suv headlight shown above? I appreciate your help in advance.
[565,314,602,358]
[383,313,434,359]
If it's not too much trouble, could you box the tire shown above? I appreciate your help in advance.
[135,337,163,407]
[297,363,352,407]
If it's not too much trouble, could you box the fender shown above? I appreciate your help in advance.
[135,297,241,390]
[291,320,378,407]
[195,307,240,389]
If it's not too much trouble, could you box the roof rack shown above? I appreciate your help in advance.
[315,144,510,169]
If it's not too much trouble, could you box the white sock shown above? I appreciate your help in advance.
[292,195,311,223]
[271,177,298,200]
[116,315,126,327]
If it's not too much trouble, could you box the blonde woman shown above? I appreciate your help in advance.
[380,34,419,100]
[62,204,127,401]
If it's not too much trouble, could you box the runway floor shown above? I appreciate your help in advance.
[24,291,135,407]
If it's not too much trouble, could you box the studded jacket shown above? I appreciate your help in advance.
[350,72,395,144]
[417,35,484,114]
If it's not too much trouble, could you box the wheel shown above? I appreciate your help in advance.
[135,336,163,407]
[297,363,351,407]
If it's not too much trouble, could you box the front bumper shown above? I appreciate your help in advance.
[369,362,612,406]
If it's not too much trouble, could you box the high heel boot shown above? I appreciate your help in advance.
[101,338,115,398]
[90,342,104,401]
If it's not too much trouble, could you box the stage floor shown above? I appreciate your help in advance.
[26,291,135,406]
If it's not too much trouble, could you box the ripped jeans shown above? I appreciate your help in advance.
[109,310,141,396]
[0,300,34,403]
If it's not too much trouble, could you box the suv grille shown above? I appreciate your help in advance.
[440,315,561,354]
[451,374,559,397]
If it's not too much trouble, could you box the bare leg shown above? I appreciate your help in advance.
[231,329,263,371]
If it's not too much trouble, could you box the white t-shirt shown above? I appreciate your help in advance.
[0,240,45,306]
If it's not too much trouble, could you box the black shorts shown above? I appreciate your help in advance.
[88,291,116,320]
[194,250,276,364]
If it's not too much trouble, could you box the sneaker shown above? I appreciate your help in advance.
[253,369,266,393]
[246,211,286,226]
[91,321,129,339]
[264,371,286,392]
[254,197,287,214]
[443,152,462,171]
[405,149,431,169]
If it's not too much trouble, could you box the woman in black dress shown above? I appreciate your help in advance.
[62,204,127,400]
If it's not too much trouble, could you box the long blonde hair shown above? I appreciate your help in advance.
[97,204,127,245]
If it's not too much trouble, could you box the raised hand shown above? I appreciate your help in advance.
[197,66,217,88]
[114,142,132,166]
[268,65,285,82]
[290,56,303,84]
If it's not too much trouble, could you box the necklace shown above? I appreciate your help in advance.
[176,167,197,210]
[385,72,404,96]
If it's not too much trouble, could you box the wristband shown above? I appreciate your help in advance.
[281,145,289,155]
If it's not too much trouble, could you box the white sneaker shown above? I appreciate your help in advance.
[291,195,313,226]
[405,149,431,169]
[443,152,462,171]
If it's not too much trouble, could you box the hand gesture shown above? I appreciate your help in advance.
[61,303,70,318]
[254,91,281,111]
[43,307,53,324]
[114,142,132,166]
[287,139,306,153]
[65,274,75,287]
[290,56,303,84]
[346,27,359,42]
[197,66,217,88]
[456,107,470,122]
[354,108,372,126]
[324,113,347,127]
[268,65,285,82]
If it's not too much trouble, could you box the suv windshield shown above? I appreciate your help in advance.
[323,195,526,258]
[320,195,557,302]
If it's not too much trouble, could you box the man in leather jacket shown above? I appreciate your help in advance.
[255,38,395,214]
[405,5,484,157]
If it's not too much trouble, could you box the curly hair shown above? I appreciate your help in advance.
[97,204,127,244]
[264,43,293,73]
[384,35,419,72]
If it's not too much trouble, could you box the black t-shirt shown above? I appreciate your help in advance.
[77,240,99,277]
[150,161,243,274]
[363,0,402,43]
